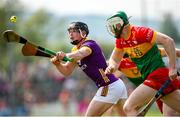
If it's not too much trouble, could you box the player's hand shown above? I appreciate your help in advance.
[50,51,66,65]
[105,65,116,74]
[169,68,178,80]
[56,51,66,60]
[50,56,60,65]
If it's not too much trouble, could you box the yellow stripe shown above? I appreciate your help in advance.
[99,69,110,83]
[71,38,89,52]
[123,43,153,58]
[71,46,78,52]
[81,46,92,55]
[150,31,156,44]
[115,47,123,51]
[120,67,142,78]
[101,86,108,97]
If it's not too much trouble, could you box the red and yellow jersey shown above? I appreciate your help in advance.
[118,48,164,86]
[118,48,164,79]
[119,58,141,78]
[118,57,143,86]
[115,25,156,58]
[116,26,165,80]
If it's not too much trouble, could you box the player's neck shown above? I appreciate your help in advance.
[123,25,131,40]
[76,38,86,49]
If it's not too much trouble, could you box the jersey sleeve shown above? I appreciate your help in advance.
[81,40,95,55]
[71,43,92,53]
[138,27,156,44]
[81,46,92,54]
[71,46,78,52]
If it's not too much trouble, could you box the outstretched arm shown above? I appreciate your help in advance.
[50,55,77,77]
[51,46,92,76]
[66,46,92,61]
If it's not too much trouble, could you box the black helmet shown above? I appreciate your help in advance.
[68,22,89,45]
[68,22,89,36]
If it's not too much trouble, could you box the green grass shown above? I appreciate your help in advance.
[146,105,162,117]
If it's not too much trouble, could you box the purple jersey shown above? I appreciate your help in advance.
[76,40,118,88]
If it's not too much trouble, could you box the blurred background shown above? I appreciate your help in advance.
[0,0,180,116]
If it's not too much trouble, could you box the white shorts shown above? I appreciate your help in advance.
[92,79,128,104]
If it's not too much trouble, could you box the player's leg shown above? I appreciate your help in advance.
[103,99,126,116]
[103,106,114,116]
[159,72,180,113]
[85,100,113,116]
[123,84,156,115]
[86,79,127,116]
[113,99,127,116]
[161,76,180,115]
[156,99,180,116]
[163,102,180,116]
[161,89,180,113]
[156,98,180,116]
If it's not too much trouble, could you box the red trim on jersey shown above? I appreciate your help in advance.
[116,26,155,49]
[119,58,136,69]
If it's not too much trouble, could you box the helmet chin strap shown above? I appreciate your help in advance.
[70,40,81,45]
[79,29,86,38]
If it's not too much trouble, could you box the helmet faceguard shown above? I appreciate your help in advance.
[68,22,89,45]
[106,11,129,38]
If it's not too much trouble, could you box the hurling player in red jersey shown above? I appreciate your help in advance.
[117,49,180,116]
[106,48,180,116]
[105,11,180,116]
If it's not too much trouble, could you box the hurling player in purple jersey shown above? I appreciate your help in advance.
[50,22,128,116]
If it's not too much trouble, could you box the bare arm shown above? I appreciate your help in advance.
[105,48,124,74]
[51,46,92,76]
[155,32,177,78]
[51,57,77,77]
[176,48,180,57]
[66,46,92,61]
[159,48,180,57]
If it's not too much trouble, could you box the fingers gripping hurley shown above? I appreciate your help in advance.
[22,42,52,57]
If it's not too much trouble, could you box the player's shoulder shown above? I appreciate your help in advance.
[71,39,96,51]
[82,39,103,54]
[82,39,99,47]
[83,39,96,44]
[132,25,154,38]
[132,25,152,32]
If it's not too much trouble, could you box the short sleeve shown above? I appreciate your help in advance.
[138,27,156,44]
